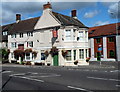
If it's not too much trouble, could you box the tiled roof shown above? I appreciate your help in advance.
[8,17,40,35]
[1,11,87,36]
[88,23,120,38]
[52,12,88,28]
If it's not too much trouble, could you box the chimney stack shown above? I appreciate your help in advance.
[16,14,21,22]
[71,9,77,18]
[43,2,52,10]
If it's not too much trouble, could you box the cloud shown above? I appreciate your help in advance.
[94,21,110,26]
[84,10,99,18]
[108,2,120,19]
[1,2,96,25]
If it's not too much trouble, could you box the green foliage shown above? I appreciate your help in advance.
[0,48,10,60]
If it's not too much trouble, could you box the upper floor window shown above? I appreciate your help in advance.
[78,31,84,41]
[27,41,33,47]
[65,30,71,41]
[96,38,101,43]
[11,34,16,38]
[20,33,23,38]
[108,37,114,42]
[27,32,33,37]
[2,31,7,36]
[11,42,16,48]
[109,50,115,58]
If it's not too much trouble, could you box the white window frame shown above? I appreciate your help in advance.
[78,31,84,41]
[79,49,84,60]
[11,34,16,38]
[11,42,16,48]
[27,41,33,47]
[66,50,72,61]
[20,33,23,38]
[27,32,33,37]
[65,29,71,41]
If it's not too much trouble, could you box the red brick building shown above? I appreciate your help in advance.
[88,23,120,61]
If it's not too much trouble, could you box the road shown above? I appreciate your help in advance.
[1,64,120,92]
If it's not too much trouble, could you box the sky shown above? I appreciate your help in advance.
[1,0,120,27]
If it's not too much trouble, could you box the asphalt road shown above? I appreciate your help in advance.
[1,64,120,92]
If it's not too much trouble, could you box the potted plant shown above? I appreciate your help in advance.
[62,50,68,58]
[74,60,78,65]
[44,50,49,57]
[86,57,90,62]
[50,46,58,57]
[32,51,38,58]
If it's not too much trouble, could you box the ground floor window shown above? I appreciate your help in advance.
[41,50,46,60]
[109,50,115,58]
[66,50,72,61]
[73,50,76,60]
[79,49,84,59]
[26,53,30,60]
[86,49,88,58]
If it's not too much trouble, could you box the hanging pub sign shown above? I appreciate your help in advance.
[52,29,58,38]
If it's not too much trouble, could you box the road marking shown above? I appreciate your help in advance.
[27,72,38,75]
[2,71,12,73]
[67,86,93,92]
[116,85,120,87]
[87,76,120,82]
[110,70,120,72]
[9,73,25,76]
[29,74,61,78]
[11,75,44,82]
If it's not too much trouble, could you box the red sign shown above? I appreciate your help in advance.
[52,30,58,38]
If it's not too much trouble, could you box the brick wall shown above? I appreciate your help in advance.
[94,37,103,58]
[107,36,116,58]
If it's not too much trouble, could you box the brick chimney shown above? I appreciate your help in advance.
[16,14,21,22]
[71,9,77,19]
[43,2,52,10]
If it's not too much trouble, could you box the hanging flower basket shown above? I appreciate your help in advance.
[32,51,38,58]
[24,48,32,53]
[74,60,78,65]
[50,47,58,57]
[62,50,68,58]
[44,50,49,57]
[14,49,25,58]
[86,57,90,62]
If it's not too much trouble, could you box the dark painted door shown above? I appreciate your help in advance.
[53,55,58,66]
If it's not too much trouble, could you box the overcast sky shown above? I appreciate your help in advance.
[1,0,120,27]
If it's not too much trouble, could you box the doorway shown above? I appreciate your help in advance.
[53,55,58,66]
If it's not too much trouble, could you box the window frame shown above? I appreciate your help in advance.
[79,49,84,60]
[11,42,17,48]
[96,38,101,43]
[66,50,72,61]
[20,33,23,38]
[11,34,16,38]
[108,37,114,42]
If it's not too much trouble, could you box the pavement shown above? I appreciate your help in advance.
[1,63,120,91]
